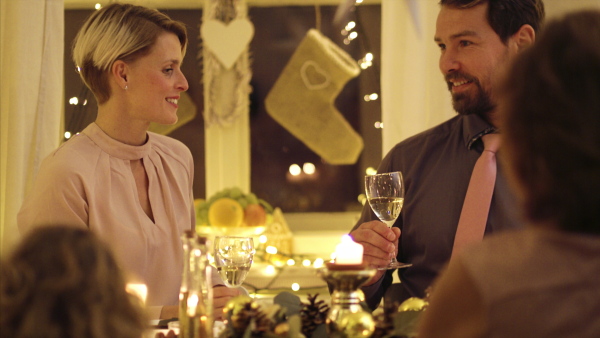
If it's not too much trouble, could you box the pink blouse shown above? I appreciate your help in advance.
[18,123,195,309]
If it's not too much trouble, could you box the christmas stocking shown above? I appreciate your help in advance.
[265,29,363,165]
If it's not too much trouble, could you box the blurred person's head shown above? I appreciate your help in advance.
[499,10,600,235]
[436,0,544,123]
[0,226,147,338]
[72,3,188,105]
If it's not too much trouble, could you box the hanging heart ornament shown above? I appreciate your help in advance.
[201,18,255,69]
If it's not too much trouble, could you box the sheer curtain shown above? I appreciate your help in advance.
[0,0,63,256]
[381,0,454,155]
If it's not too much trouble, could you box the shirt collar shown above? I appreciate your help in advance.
[82,122,152,160]
[462,114,497,150]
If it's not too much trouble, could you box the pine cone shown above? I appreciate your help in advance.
[230,301,275,337]
[300,293,330,338]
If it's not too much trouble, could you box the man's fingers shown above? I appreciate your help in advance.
[352,226,396,256]
[355,220,397,240]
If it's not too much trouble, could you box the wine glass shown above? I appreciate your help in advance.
[213,236,255,287]
[365,171,412,270]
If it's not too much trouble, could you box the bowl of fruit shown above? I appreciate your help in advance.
[195,187,273,237]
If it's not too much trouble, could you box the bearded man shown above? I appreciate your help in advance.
[349,0,545,310]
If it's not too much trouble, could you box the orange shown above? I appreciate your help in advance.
[208,198,244,227]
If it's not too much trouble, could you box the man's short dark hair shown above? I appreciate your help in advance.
[440,0,545,43]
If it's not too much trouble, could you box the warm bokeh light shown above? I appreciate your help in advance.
[303,162,316,175]
[289,164,302,176]
[69,97,78,105]
[358,193,367,206]
[126,283,147,304]
[365,167,377,176]
[264,265,276,276]
[64,131,72,139]
[291,283,300,291]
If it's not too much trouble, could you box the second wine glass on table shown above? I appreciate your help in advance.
[214,236,255,287]
[365,171,412,270]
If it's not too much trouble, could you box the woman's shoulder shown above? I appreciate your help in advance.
[42,133,102,174]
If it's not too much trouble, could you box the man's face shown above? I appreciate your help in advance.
[435,3,516,118]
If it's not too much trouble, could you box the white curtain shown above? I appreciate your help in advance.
[0,0,63,256]
[381,0,454,155]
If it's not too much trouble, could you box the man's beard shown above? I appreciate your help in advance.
[446,72,495,116]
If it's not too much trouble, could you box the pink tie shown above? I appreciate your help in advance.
[452,133,501,260]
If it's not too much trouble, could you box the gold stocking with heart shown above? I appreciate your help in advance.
[265,29,363,165]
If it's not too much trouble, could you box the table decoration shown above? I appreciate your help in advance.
[317,263,376,338]
[195,187,273,238]
[371,295,429,338]
[216,293,329,338]
[314,235,375,337]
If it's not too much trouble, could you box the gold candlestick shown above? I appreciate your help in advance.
[318,263,376,337]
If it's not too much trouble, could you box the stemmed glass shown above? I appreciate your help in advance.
[213,236,255,287]
[365,171,412,270]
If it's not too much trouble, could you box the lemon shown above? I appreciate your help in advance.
[208,198,244,227]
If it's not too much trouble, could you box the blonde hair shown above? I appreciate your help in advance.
[0,226,148,338]
[72,3,188,104]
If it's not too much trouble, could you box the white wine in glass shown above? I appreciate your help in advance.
[365,171,412,270]
[214,236,255,287]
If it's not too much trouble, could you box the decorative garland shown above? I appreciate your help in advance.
[200,0,253,128]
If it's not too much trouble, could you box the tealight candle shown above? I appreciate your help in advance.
[334,235,364,265]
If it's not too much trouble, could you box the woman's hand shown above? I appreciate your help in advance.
[213,285,243,321]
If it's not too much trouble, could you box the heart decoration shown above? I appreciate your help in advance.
[300,60,331,90]
[201,19,255,69]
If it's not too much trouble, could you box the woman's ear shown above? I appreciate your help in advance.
[513,24,536,51]
[111,60,129,90]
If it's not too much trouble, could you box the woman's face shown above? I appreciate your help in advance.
[125,32,188,125]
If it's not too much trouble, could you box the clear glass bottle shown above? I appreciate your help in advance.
[179,231,213,338]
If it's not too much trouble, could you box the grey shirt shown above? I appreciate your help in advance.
[354,113,523,310]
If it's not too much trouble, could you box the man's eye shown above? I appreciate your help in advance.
[459,40,472,47]
[438,43,446,51]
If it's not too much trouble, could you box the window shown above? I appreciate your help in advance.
[64,4,382,213]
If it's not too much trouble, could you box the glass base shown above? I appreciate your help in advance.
[376,260,412,271]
